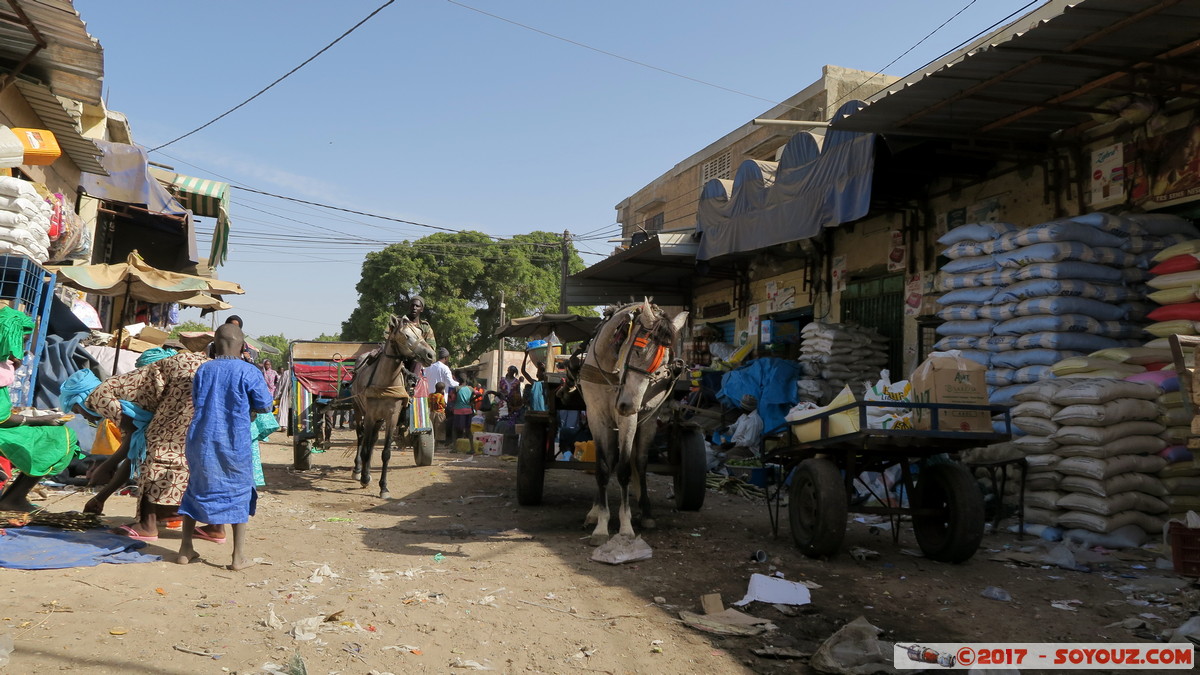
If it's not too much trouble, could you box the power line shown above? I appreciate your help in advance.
[446,0,801,112]
[830,0,1028,111]
[149,1,396,151]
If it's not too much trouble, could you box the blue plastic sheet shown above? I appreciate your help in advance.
[0,526,160,569]
[716,358,802,435]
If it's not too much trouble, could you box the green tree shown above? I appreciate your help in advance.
[342,231,591,363]
[169,320,210,339]
[313,332,342,342]
[255,333,289,355]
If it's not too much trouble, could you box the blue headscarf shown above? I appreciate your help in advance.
[135,347,177,369]
[59,368,101,415]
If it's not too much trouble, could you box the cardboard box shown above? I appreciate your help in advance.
[111,334,154,353]
[909,353,992,432]
[138,326,169,346]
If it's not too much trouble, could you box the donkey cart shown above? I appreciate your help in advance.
[765,400,1011,563]
[284,341,371,470]
[496,313,709,512]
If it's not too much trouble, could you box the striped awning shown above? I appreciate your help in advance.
[149,167,231,267]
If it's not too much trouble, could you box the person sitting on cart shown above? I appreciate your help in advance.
[721,394,764,460]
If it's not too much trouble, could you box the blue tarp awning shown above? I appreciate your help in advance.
[696,101,876,261]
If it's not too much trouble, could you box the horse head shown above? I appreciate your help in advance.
[613,299,688,417]
[387,314,436,366]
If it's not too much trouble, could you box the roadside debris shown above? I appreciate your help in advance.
[449,657,493,670]
[810,616,897,675]
[733,573,813,607]
[679,609,775,636]
[591,534,653,565]
[980,586,1011,602]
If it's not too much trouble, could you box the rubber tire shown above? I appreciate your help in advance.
[517,423,547,506]
[788,458,848,558]
[413,431,434,467]
[673,429,707,511]
[912,462,985,563]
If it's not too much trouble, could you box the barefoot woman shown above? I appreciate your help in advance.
[0,307,79,511]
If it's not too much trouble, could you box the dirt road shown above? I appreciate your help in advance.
[2,430,1196,674]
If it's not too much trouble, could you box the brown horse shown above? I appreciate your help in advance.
[578,300,687,544]
[350,314,435,499]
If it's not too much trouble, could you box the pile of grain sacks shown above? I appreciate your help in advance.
[0,176,53,262]
[1012,378,1169,542]
[795,321,888,404]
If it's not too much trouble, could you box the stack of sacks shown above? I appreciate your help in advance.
[796,321,888,404]
[935,219,1149,408]
[1047,378,1169,541]
[0,176,52,262]
[1139,214,1200,341]
[1009,379,1075,528]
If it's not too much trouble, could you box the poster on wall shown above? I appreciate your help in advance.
[747,304,760,341]
[887,230,907,272]
[831,255,848,292]
[903,273,926,317]
[1124,112,1200,209]
[967,194,1004,223]
[766,281,778,309]
[1090,143,1125,208]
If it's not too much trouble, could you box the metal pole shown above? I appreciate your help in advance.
[559,230,569,313]
[496,290,505,391]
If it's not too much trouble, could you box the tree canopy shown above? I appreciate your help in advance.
[169,320,209,339]
[341,231,591,363]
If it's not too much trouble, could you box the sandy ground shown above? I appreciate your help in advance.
[1,429,1197,674]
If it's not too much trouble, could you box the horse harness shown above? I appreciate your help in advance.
[576,306,682,407]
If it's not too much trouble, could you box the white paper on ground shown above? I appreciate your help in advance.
[733,572,813,607]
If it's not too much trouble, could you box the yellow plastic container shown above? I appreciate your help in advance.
[575,440,596,462]
[12,128,61,166]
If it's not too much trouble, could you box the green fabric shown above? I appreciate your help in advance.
[0,306,33,361]
[0,387,80,477]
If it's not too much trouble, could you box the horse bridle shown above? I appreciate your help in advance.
[613,310,673,390]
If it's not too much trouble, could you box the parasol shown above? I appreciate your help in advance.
[178,294,233,311]
[47,250,244,302]
[177,332,282,356]
[495,313,601,342]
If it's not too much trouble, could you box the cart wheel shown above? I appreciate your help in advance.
[673,428,706,511]
[517,423,547,506]
[413,431,434,467]
[912,462,985,563]
[788,458,847,558]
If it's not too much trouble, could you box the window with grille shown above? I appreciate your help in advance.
[840,275,904,376]
[644,212,664,231]
[700,151,732,185]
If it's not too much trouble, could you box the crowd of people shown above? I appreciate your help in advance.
[0,315,279,570]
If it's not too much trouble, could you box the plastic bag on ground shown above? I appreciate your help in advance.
[810,616,897,675]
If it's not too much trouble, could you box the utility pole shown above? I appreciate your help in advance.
[559,229,569,313]
[496,290,505,390]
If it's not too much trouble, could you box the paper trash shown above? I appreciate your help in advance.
[591,534,653,565]
[733,573,812,607]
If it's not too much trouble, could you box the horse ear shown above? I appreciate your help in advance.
[671,311,689,335]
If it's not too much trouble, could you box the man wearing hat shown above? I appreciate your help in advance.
[721,394,764,459]
[423,347,458,395]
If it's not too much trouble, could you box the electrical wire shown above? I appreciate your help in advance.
[446,0,803,112]
[149,0,396,151]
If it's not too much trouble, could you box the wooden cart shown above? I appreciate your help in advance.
[764,400,1012,563]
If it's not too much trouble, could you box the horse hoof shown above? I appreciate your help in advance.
[379,491,391,500]
[589,533,611,547]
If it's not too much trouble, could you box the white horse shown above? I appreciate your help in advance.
[351,314,436,499]
[578,300,687,544]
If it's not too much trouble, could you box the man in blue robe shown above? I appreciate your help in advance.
[176,324,272,570]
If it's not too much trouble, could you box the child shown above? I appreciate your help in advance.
[175,324,273,570]
[430,382,447,447]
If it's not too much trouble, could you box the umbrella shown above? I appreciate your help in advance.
[177,331,282,356]
[495,313,601,342]
[178,294,233,311]
[47,250,244,302]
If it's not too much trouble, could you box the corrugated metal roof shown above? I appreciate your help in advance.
[13,78,104,174]
[0,0,103,104]
[565,233,699,306]
[831,0,1200,141]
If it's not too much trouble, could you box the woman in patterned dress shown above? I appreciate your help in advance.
[83,351,223,541]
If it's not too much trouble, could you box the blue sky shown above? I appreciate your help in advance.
[75,0,1044,340]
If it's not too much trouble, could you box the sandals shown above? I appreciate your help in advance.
[113,525,158,542]
[191,528,226,544]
